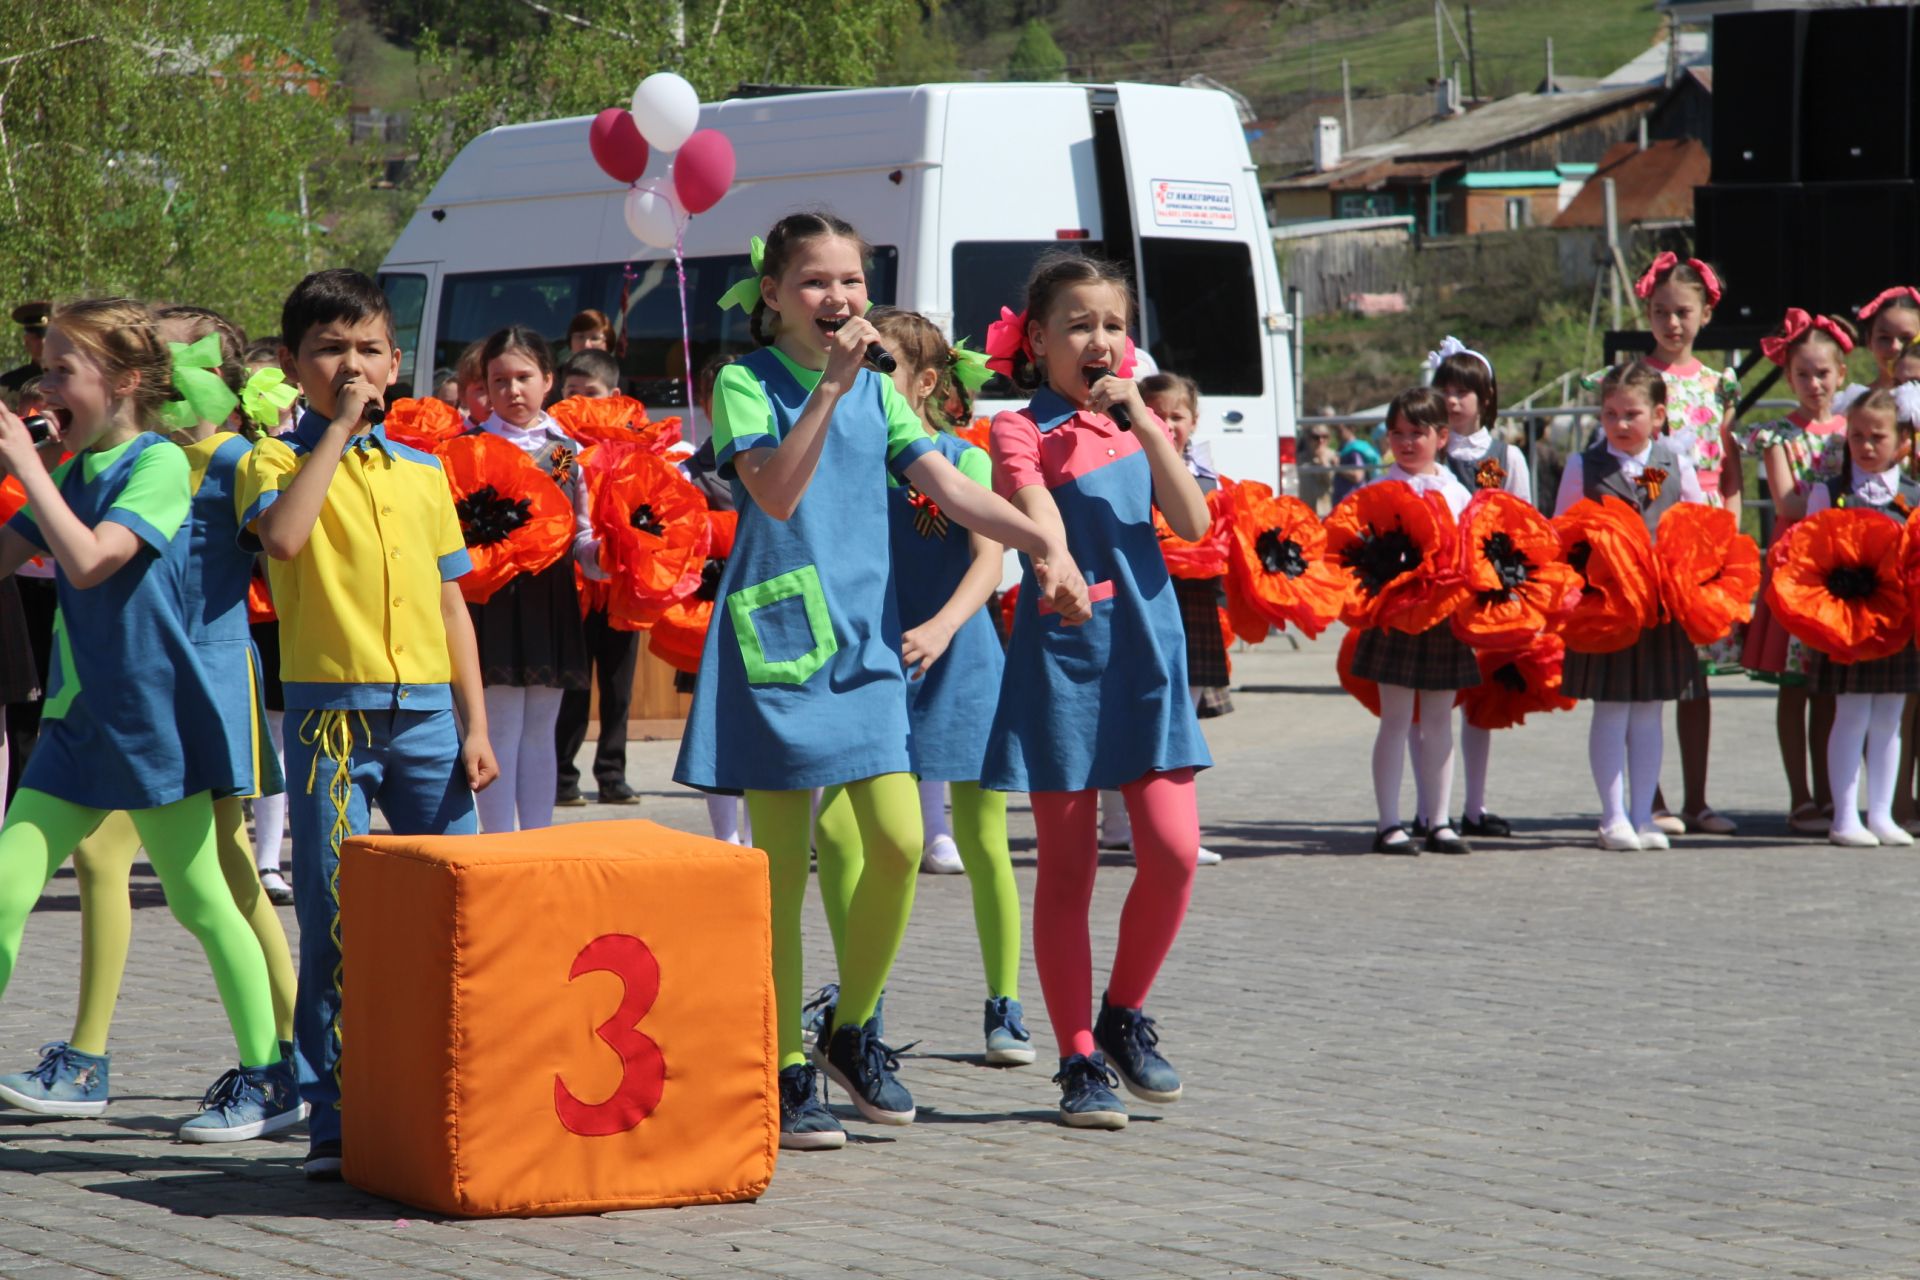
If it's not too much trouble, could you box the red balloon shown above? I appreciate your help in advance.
[588,108,649,185]
[672,129,736,215]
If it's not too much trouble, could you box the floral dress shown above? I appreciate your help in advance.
[1737,414,1849,683]
[1655,358,1740,507]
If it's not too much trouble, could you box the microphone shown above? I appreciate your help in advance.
[363,402,386,428]
[820,318,896,373]
[1082,366,1131,430]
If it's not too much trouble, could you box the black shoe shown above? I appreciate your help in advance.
[303,1139,343,1181]
[1460,811,1511,838]
[1423,826,1472,855]
[597,779,638,806]
[555,785,587,808]
[1372,825,1417,854]
[1093,997,1182,1103]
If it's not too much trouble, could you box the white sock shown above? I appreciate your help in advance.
[254,710,288,873]
[1627,700,1665,831]
[919,777,953,845]
[707,795,741,843]
[514,685,565,831]
[1461,717,1492,821]
[476,685,529,833]
[1416,690,1457,828]
[1867,692,1904,831]
[1374,684,1415,830]
[1099,789,1131,844]
[1589,702,1630,829]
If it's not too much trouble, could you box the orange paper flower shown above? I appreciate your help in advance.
[1451,490,1580,649]
[1655,503,1760,645]
[1323,482,1466,635]
[0,475,25,527]
[649,510,738,674]
[246,568,275,624]
[1765,506,1912,664]
[382,397,467,452]
[959,417,993,454]
[438,433,575,605]
[1217,605,1234,680]
[1155,488,1233,580]
[1337,627,1383,717]
[1455,634,1577,730]
[1222,481,1346,641]
[1553,497,1661,654]
[999,583,1020,637]
[594,450,711,631]
[549,394,649,447]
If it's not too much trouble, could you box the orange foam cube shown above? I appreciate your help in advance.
[339,819,776,1216]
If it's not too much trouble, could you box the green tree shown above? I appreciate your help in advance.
[1006,18,1065,80]
[0,2,356,338]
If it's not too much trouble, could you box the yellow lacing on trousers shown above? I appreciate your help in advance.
[299,709,370,1111]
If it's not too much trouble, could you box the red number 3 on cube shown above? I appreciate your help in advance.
[554,934,666,1136]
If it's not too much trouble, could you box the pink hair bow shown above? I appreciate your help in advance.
[1633,252,1723,307]
[983,306,1031,378]
[1115,335,1138,379]
[1760,307,1855,367]
[1858,285,1920,321]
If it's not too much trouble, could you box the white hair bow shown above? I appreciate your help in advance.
[1894,380,1920,426]
[1424,335,1493,377]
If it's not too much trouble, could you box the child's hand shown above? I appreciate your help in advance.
[902,617,956,679]
[1085,372,1149,431]
[823,315,880,390]
[0,403,43,475]
[331,368,381,430]
[1035,544,1092,625]
[464,733,500,793]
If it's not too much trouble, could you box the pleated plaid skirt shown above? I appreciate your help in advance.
[1563,620,1708,703]
[1809,645,1920,695]
[1352,624,1482,691]
[1174,576,1231,691]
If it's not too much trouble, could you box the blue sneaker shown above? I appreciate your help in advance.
[802,985,885,1059]
[1094,996,1183,1103]
[179,1058,305,1143]
[821,1018,915,1125]
[777,1062,845,1152]
[983,996,1036,1066]
[1052,1053,1128,1130]
[0,1042,111,1117]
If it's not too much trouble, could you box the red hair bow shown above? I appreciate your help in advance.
[983,306,1032,378]
[1760,307,1855,367]
[1633,252,1724,307]
[1858,285,1920,322]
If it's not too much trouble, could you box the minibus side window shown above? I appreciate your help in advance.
[435,267,608,376]
[952,241,1107,401]
[378,272,429,396]
[1138,239,1262,397]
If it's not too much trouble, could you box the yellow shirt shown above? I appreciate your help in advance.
[236,414,471,710]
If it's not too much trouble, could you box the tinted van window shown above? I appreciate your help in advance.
[436,266,608,375]
[1139,238,1262,396]
[952,241,1109,400]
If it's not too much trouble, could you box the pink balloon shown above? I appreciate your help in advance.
[672,129,736,215]
[588,108,649,185]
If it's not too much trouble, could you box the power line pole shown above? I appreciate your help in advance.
[1465,4,1479,102]
[1342,57,1354,142]
[1435,0,1446,82]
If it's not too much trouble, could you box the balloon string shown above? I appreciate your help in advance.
[674,216,696,424]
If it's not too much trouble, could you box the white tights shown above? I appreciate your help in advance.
[706,795,751,844]
[476,684,565,833]
[1588,700,1664,831]
[254,709,288,873]
[920,777,953,845]
[1411,714,1493,821]
[1374,685,1456,831]
[1828,692,1904,837]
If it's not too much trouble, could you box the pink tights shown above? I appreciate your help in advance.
[1030,769,1199,1059]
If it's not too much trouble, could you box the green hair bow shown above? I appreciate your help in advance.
[158,334,240,431]
[950,338,991,394]
[716,235,768,313]
[240,366,299,429]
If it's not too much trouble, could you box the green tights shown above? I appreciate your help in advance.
[817,779,1019,1000]
[747,772,920,1069]
[68,797,296,1056]
[0,789,279,1068]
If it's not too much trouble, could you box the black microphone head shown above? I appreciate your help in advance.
[1081,365,1111,389]
[866,343,897,374]
[363,402,386,427]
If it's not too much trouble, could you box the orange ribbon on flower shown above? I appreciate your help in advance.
[437,433,575,605]
[1654,503,1760,645]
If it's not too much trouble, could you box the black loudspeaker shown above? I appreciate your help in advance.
[1802,183,1920,316]
[1693,184,1800,324]
[1801,7,1912,183]
[1713,11,1803,184]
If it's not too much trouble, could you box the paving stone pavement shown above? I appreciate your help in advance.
[3,630,1920,1279]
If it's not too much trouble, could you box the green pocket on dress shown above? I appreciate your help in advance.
[727,564,839,685]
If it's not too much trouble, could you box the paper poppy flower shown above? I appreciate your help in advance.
[438,433,575,605]
[1155,488,1232,580]
[382,397,467,452]
[959,417,993,454]
[1222,481,1346,641]
[1455,634,1577,730]
[649,510,737,673]
[1553,497,1661,654]
[0,475,24,527]
[595,449,711,631]
[999,584,1020,637]
[1336,627,1383,717]
[641,414,685,454]
[1217,605,1234,680]
[246,569,276,624]
[1451,490,1580,649]
[549,394,650,447]
[1323,482,1466,635]
[1655,503,1761,645]
[1765,506,1912,664]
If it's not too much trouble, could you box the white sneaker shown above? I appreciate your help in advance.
[1869,821,1916,847]
[1196,845,1223,866]
[1829,826,1881,848]
[1635,826,1671,851]
[1596,822,1642,851]
[920,834,964,874]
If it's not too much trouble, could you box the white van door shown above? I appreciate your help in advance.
[1111,83,1284,491]
[377,263,440,399]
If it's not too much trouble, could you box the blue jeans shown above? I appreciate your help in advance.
[287,706,475,1145]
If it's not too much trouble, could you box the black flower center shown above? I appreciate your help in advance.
[1827,564,1881,601]
[1255,529,1308,578]
[456,485,532,547]
[630,503,666,537]
[695,555,727,602]
[1340,523,1422,596]
[1476,531,1534,605]
[1492,661,1528,693]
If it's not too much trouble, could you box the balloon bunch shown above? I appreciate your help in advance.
[587,72,738,250]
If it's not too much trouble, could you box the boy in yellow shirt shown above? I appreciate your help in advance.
[237,269,497,1181]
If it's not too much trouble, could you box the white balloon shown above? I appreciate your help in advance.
[629,72,701,152]
[624,182,684,249]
